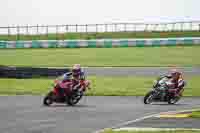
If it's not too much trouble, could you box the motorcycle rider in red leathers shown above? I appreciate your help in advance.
[71,64,88,92]
[56,64,89,97]
[157,69,186,99]
[168,69,186,96]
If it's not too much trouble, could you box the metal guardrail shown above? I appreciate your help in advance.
[0,21,200,40]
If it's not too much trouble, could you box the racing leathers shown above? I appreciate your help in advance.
[156,74,186,100]
[57,70,86,96]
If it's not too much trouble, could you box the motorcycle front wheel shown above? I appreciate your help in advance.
[144,91,154,104]
[43,91,54,106]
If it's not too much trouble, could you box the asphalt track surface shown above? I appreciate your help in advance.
[0,96,200,133]
[83,67,200,76]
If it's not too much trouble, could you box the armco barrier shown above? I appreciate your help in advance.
[0,37,200,48]
[0,66,70,78]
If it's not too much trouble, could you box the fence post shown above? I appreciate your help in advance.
[36,24,39,35]
[26,25,29,35]
[114,24,117,32]
[105,24,108,32]
[86,24,88,33]
[26,25,29,40]
[134,24,136,32]
[46,25,48,38]
[76,24,78,32]
[17,25,20,40]
[7,26,10,41]
[96,24,98,33]
[56,25,58,40]
[65,25,68,33]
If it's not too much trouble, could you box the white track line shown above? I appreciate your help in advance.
[93,108,200,133]
[114,127,200,132]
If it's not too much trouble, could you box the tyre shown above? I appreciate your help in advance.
[144,91,154,104]
[168,96,180,104]
[66,90,83,106]
[43,91,54,106]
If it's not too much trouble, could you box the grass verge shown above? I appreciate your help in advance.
[0,47,200,67]
[190,111,200,118]
[1,31,200,41]
[0,76,199,96]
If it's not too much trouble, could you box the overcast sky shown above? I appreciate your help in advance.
[0,0,199,26]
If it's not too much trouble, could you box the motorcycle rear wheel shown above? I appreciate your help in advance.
[66,91,83,106]
[168,96,180,104]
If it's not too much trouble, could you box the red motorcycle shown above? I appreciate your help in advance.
[43,79,91,106]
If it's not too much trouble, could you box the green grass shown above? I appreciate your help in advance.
[190,111,200,118]
[1,31,200,41]
[102,129,200,133]
[0,76,199,96]
[0,47,200,67]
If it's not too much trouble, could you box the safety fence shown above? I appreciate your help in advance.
[0,37,200,48]
[0,21,200,40]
